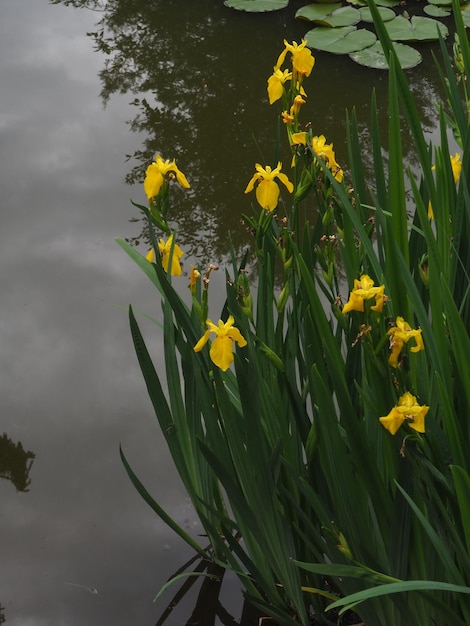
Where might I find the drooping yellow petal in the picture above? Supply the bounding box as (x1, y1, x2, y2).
(276, 171, 294, 193)
(256, 179, 280, 212)
(244, 172, 261, 194)
(342, 291, 365, 314)
(379, 407, 405, 435)
(194, 329, 211, 352)
(210, 336, 235, 371)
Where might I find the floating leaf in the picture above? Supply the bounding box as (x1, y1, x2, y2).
(423, 4, 451, 16)
(427, 0, 452, 5)
(375, 0, 401, 6)
(346, 0, 367, 6)
(462, 5, 470, 26)
(359, 6, 396, 21)
(304, 25, 355, 48)
(349, 41, 422, 69)
(296, 3, 360, 27)
(224, 0, 288, 11)
(305, 26, 376, 53)
(385, 15, 449, 41)
(296, 3, 343, 21)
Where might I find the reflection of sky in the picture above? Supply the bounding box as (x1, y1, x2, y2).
(0, 2, 213, 625)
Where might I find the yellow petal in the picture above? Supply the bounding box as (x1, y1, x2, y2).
(210, 336, 234, 371)
(342, 292, 364, 314)
(194, 330, 211, 353)
(276, 171, 294, 194)
(174, 166, 190, 189)
(144, 164, 164, 199)
(291, 132, 307, 146)
(227, 327, 247, 348)
(256, 179, 280, 211)
(146, 249, 156, 263)
(245, 172, 260, 194)
(379, 408, 405, 435)
(267, 74, 284, 105)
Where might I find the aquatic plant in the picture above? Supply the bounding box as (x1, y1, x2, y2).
(118, 1, 470, 623)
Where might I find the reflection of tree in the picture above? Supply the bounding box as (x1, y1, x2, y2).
(0, 603, 5, 624)
(0, 433, 35, 492)
(51, 0, 447, 261)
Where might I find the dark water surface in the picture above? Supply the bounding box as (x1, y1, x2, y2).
(0, 1, 448, 624)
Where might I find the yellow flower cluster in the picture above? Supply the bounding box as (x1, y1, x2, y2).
(267, 39, 314, 105)
(342, 275, 428, 435)
(342, 274, 385, 314)
(292, 132, 343, 183)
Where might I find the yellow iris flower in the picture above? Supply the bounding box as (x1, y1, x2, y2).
(267, 67, 292, 105)
(342, 274, 385, 314)
(194, 316, 247, 371)
(146, 234, 184, 276)
(244, 162, 294, 212)
(379, 392, 429, 435)
(144, 155, 190, 199)
(388, 317, 424, 368)
(275, 39, 315, 79)
(291, 133, 343, 182)
(428, 153, 462, 219)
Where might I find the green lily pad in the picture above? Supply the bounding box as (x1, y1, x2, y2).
(305, 26, 376, 53)
(424, 4, 451, 16)
(427, 0, 452, 5)
(385, 15, 448, 41)
(346, 0, 367, 6)
(349, 41, 422, 69)
(224, 0, 288, 11)
(296, 4, 360, 26)
(462, 5, 470, 26)
(359, 6, 396, 21)
(375, 0, 401, 6)
(296, 3, 343, 21)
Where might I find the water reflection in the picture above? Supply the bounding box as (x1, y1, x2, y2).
(51, 0, 448, 262)
(0, 433, 35, 492)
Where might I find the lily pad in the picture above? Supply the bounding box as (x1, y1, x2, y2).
(349, 41, 422, 69)
(224, 0, 288, 11)
(427, 0, 452, 5)
(385, 15, 448, 41)
(423, 4, 451, 16)
(375, 0, 401, 6)
(296, 3, 343, 21)
(359, 6, 396, 22)
(462, 5, 470, 26)
(305, 26, 376, 53)
(296, 4, 360, 27)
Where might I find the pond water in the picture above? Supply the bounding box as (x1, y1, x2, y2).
(0, 1, 451, 624)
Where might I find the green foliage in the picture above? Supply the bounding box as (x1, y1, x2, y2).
(119, 3, 470, 624)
